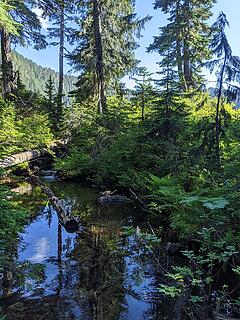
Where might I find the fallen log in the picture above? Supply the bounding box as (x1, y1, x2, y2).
(0, 140, 66, 169)
(0, 149, 44, 169)
(27, 168, 79, 233)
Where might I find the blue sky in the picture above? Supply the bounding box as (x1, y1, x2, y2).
(16, 0, 240, 87)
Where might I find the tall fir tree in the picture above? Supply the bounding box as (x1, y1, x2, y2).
(70, 0, 151, 113)
(148, 0, 216, 91)
(38, 0, 76, 115)
(43, 75, 59, 131)
(132, 67, 154, 122)
(206, 12, 240, 170)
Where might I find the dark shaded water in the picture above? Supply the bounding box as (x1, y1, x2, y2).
(0, 180, 174, 320)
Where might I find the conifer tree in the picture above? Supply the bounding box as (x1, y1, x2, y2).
(43, 75, 59, 131)
(70, 0, 151, 113)
(38, 0, 76, 113)
(44, 75, 55, 103)
(0, 2, 19, 35)
(0, 0, 46, 98)
(148, 0, 216, 91)
(206, 12, 240, 169)
(132, 67, 154, 121)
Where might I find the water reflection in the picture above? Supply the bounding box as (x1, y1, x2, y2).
(0, 181, 174, 320)
(29, 237, 50, 263)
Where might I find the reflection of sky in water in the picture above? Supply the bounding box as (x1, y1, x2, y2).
(125, 252, 154, 320)
(14, 183, 159, 319)
(29, 237, 50, 263)
(19, 208, 59, 262)
(18, 207, 75, 297)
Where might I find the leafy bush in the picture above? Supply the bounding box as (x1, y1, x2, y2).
(0, 99, 53, 157)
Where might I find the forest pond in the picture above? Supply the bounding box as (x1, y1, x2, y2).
(0, 179, 175, 320)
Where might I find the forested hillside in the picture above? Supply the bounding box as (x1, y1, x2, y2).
(12, 51, 77, 95)
(1, 0, 240, 319)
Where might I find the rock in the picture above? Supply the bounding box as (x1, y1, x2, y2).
(98, 194, 131, 205)
(40, 170, 57, 176)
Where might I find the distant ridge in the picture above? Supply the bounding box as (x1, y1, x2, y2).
(12, 51, 77, 96)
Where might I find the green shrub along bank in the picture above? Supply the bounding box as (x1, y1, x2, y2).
(0, 98, 53, 158)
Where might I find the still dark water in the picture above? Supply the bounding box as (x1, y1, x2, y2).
(0, 179, 174, 320)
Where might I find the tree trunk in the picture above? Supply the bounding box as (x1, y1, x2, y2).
(175, 1, 187, 91)
(57, 1, 64, 121)
(215, 55, 227, 171)
(0, 140, 66, 169)
(0, 28, 16, 98)
(141, 74, 145, 121)
(93, 0, 107, 114)
(182, 0, 191, 89)
(183, 38, 191, 89)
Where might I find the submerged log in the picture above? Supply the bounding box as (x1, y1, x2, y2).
(27, 168, 79, 233)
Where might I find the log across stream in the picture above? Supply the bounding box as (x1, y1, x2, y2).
(27, 168, 79, 233)
(0, 140, 66, 169)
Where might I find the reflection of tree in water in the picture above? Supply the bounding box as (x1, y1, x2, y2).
(51, 225, 128, 320)
(78, 227, 126, 320)
(0, 240, 47, 312)
(125, 235, 180, 320)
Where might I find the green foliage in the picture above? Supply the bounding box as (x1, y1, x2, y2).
(149, 0, 216, 90)
(0, 99, 53, 157)
(0, 2, 20, 35)
(146, 171, 240, 239)
(1, 2, 240, 318)
(0, 99, 19, 155)
(158, 228, 240, 318)
(0, 187, 30, 254)
(18, 113, 53, 149)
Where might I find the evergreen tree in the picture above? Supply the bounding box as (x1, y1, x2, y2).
(132, 67, 154, 121)
(148, 0, 216, 91)
(0, 0, 47, 98)
(206, 12, 240, 169)
(43, 75, 59, 131)
(70, 0, 151, 113)
(44, 75, 55, 103)
(155, 50, 180, 118)
(152, 51, 187, 141)
(0, 2, 19, 35)
(38, 0, 76, 114)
